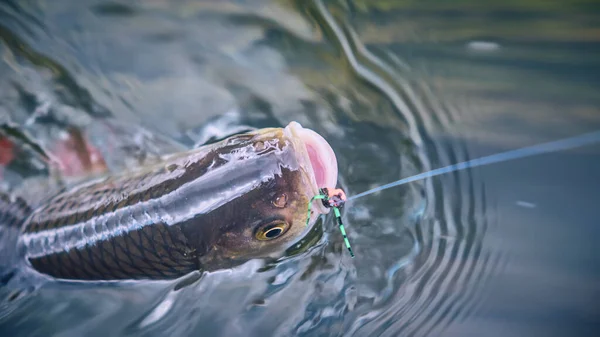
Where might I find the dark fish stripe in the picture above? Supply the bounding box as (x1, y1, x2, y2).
(23, 149, 222, 234)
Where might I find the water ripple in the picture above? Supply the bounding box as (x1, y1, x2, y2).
(0, 1, 577, 336)
(305, 1, 503, 336)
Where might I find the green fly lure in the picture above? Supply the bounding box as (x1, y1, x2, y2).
(306, 188, 354, 258)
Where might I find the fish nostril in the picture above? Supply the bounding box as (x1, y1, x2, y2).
(272, 193, 287, 208)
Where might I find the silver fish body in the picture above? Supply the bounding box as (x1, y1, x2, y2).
(1, 122, 339, 282)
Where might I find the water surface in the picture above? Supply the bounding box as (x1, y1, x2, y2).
(1, 0, 599, 336)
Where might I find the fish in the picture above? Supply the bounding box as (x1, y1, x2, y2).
(0, 122, 339, 283)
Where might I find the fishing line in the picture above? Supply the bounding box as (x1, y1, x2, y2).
(348, 130, 600, 201)
(308, 129, 600, 258)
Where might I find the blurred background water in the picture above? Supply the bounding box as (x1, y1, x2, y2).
(0, 0, 599, 336)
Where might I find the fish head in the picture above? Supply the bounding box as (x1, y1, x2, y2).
(193, 122, 339, 269)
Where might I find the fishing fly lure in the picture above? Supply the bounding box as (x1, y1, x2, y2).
(306, 187, 354, 258)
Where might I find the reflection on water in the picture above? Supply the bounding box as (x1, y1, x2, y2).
(1, 0, 599, 336)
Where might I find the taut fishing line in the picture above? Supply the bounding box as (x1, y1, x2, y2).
(308, 130, 600, 257)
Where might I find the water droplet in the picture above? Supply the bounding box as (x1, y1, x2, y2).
(467, 41, 500, 52)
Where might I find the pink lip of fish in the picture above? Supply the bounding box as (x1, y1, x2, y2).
(284, 121, 340, 214)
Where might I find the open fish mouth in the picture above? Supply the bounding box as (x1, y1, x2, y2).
(284, 122, 338, 214)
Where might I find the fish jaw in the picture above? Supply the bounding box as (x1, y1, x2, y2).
(284, 122, 339, 215)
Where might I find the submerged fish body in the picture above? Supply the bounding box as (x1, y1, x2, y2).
(1, 122, 339, 282)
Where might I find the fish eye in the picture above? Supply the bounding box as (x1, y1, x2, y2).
(255, 222, 289, 241)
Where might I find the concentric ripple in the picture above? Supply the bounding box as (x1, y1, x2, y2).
(301, 1, 505, 336)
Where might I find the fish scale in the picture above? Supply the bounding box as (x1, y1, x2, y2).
(27, 222, 198, 280)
